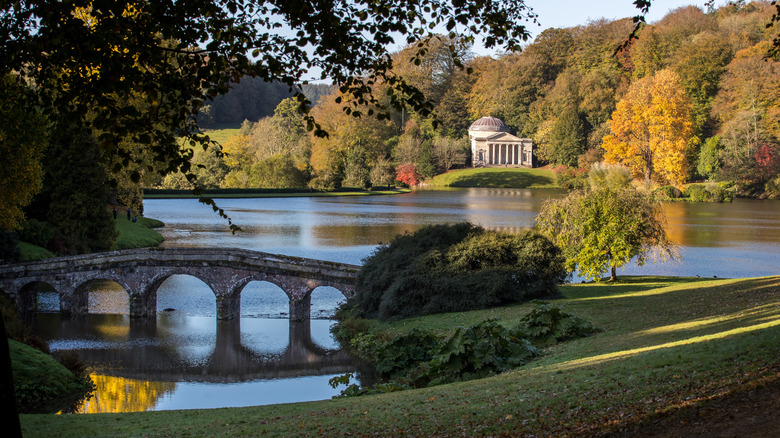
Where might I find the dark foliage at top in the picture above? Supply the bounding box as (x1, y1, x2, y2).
(351, 223, 567, 321)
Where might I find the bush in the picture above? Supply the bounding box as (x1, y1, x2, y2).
(18, 219, 56, 249)
(518, 303, 598, 346)
(0, 230, 21, 264)
(685, 184, 708, 202)
(685, 183, 733, 203)
(654, 185, 682, 200)
(422, 320, 538, 386)
(352, 223, 566, 321)
(766, 175, 780, 199)
(552, 165, 587, 190)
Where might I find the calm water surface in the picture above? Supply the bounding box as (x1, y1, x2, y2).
(145, 188, 780, 277)
(35, 188, 780, 413)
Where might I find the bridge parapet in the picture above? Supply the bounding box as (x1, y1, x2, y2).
(0, 248, 360, 320)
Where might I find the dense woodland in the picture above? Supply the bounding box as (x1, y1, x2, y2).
(166, 2, 780, 197)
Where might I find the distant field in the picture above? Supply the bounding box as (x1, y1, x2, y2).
(202, 128, 240, 146)
(426, 167, 558, 188)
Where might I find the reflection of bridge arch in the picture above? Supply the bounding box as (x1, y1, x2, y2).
(0, 248, 359, 320)
(55, 317, 356, 382)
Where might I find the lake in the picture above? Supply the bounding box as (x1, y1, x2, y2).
(33, 188, 780, 413)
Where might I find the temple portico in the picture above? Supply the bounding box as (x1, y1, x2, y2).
(468, 116, 533, 167)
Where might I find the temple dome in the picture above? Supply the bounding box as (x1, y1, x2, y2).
(468, 116, 510, 133)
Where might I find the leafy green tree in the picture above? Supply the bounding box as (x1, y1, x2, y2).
(432, 136, 468, 171)
(0, 75, 47, 232)
(536, 178, 676, 282)
(370, 157, 396, 188)
(249, 154, 307, 188)
(697, 136, 722, 180)
(417, 140, 437, 178)
(191, 146, 229, 189)
(343, 149, 371, 189)
(539, 106, 588, 167)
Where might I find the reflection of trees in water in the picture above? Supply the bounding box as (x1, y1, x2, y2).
(78, 374, 176, 413)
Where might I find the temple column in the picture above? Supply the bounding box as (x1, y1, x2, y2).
(508, 144, 513, 165)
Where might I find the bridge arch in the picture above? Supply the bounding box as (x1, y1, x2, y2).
(75, 279, 132, 315)
(153, 273, 219, 317)
(239, 280, 290, 318)
(309, 286, 348, 319)
(16, 280, 59, 314)
(0, 247, 359, 320)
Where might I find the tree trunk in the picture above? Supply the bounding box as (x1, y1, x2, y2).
(609, 265, 617, 282)
(0, 317, 22, 438)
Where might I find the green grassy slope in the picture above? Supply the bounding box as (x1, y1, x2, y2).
(10, 340, 91, 414)
(20, 276, 780, 436)
(426, 167, 558, 188)
(112, 217, 165, 250)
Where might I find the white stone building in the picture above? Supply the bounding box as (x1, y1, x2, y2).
(468, 116, 533, 167)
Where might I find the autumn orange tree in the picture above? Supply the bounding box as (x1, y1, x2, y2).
(602, 69, 695, 187)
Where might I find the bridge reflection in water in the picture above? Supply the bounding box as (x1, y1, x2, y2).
(34, 314, 361, 413)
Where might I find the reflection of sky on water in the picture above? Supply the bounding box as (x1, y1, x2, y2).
(156, 314, 216, 366)
(239, 318, 289, 356)
(151, 374, 349, 411)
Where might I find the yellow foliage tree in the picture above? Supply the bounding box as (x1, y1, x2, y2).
(602, 69, 695, 187)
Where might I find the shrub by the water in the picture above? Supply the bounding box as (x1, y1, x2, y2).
(351, 223, 567, 321)
(684, 182, 734, 203)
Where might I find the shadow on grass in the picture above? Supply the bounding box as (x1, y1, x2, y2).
(448, 171, 553, 188)
(560, 276, 704, 300)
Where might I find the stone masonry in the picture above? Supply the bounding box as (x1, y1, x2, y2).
(0, 248, 359, 321)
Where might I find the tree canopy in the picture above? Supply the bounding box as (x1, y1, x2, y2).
(536, 164, 677, 282)
(602, 69, 695, 186)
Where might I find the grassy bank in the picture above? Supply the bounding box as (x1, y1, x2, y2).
(16, 217, 165, 261)
(112, 216, 165, 250)
(16, 241, 55, 261)
(144, 187, 411, 199)
(9, 340, 93, 414)
(20, 275, 779, 436)
(425, 167, 558, 188)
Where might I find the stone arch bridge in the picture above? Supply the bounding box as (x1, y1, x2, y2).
(0, 248, 359, 320)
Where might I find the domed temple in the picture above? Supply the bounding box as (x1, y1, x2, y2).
(468, 117, 533, 167)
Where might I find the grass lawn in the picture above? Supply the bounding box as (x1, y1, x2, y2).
(112, 217, 165, 250)
(17, 241, 55, 261)
(15, 217, 165, 262)
(20, 275, 780, 436)
(426, 167, 558, 188)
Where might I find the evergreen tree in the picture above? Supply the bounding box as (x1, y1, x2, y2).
(31, 127, 116, 255)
